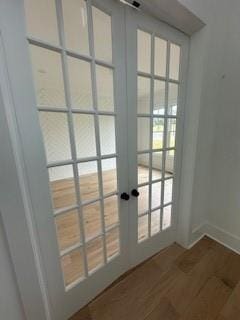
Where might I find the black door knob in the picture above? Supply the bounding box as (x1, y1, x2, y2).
(120, 192, 130, 201)
(131, 189, 139, 197)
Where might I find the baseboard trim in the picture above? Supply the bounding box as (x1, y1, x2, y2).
(189, 222, 240, 255)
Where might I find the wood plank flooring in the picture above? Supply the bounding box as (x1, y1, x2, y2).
(51, 166, 172, 285)
(70, 237, 240, 320)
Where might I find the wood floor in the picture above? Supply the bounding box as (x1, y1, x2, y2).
(51, 166, 173, 285)
(70, 236, 240, 320)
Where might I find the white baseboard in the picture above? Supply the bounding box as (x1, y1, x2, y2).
(188, 223, 206, 249)
(189, 222, 240, 255)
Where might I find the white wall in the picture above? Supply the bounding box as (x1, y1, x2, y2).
(181, 0, 224, 231)
(179, 0, 240, 248)
(208, 0, 240, 240)
(174, 0, 214, 237)
(0, 215, 25, 320)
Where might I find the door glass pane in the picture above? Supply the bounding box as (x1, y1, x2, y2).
(138, 76, 151, 114)
(151, 209, 160, 236)
(55, 210, 81, 251)
(164, 178, 173, 204)
(106, 227, 120, 260)
(138, 214, 149, 242)
(24, 0, 59, 44)
(138, 117, 150, 151)
(152, 118, 164, 150)
(104, 196, 119, 230)
(49, 165, 77, 211)
(166, 118, 176, 149)
(154, 80, 165, 115)
(73, 114, 97, 158)
(96, 65, 114, 112)
(154, 37, 167, 77)
(151, 182, 161, 209)
(30, 45, 66, 108)
(102, 158, 117, 195)
(68, 57, 93, 110)
(39, 112, 71, 163)
(169, 43, 180, 80)
(152, 152, 163, 181)
(138, 153, 149, 184)
(83, 201, 102, 241)
(138, 185, 149, 214)
(168, 83, 178, 116)
(62, 0, 89, 55)
(86, 237, 104, 273)
(92, 7, 112, 63)
(165, 150, 175, 176)
(78, 161, 99, 203)
(138, 30, 151, 73)
(99, 116, 116, 155)
(61, 249, 84, 286)
(162, 205, 172, 230)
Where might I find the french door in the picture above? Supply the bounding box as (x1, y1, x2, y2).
(127, 8, 189, 266)
(0, 0, 188, 319)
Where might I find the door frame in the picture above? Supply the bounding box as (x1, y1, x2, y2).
(0, 1, 194, 320)
(0, 26, 51, 320)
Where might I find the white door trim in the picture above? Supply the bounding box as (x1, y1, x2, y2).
(0, 1, 68, 318)
(0, 29, 51, 320)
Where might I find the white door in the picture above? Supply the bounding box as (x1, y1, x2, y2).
(126, 8, 189, 266)
(1, 0, 129, 319)
(0, 0, 188, 319)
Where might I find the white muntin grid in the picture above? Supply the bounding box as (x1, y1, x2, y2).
(27, 0, 120, 289)
(137, 28, 180, 242)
